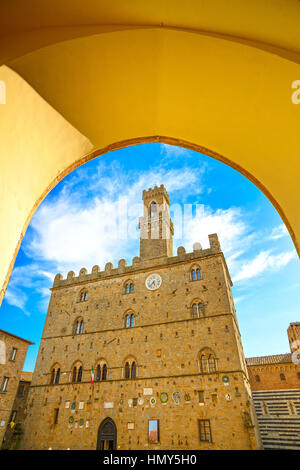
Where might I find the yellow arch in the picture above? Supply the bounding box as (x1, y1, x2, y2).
(0, 3, 300, 306)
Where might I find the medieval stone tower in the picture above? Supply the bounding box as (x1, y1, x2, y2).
(139, 185, 174, 260)
(287, 322, 300, 355)
(20, 185, 262, 450)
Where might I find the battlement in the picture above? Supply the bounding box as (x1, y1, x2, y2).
(142, 184, 170, 205)
(52, 233, 224, 288)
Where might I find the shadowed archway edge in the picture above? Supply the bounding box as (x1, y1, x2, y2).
(1, 135, 298, 306)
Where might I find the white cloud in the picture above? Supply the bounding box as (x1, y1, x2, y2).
(232, 250, 296, 283)
(4, 288, 29, 315)
(160, 143, 189, 160)
(4, 264, 53, 315)
(179, 205, 249, 255)
(24, 164, 208, 276)
(269, 224, 289, 240)
(233, 295, 248, 305)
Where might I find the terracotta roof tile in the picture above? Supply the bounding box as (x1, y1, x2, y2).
(246, 353, 292, 366)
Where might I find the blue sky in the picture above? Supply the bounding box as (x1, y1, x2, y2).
(0, 143, 299, 371)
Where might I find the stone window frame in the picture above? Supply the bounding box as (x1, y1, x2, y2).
(73, 317, 84, 335)
(123, 356, 138, 380)
(198, 348, 218, 374)
(94, 358, 108, 381)
(190, 299, 205, 318)
(124, 279, 134, 294)
(190, 264, 202, 282)
(50, 363, 61, 385)
(9, 347, 17, 361)
(71, 361, 84, 383)
(79, 288, 88, 302)
(149, 200, 159, 218)
(0, 376, 9, 392)
(124, 310, 135, 328)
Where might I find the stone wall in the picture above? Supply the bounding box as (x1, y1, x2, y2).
(20, 243, 261, 450)
(0, 330, 33, 448)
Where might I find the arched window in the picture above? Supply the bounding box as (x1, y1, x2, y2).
(255, 375, 260, 382)
(125, 362, 130, 379)
(77, 366, 83, 382)
(102, 364, 107, 381)
(191, 301, 205, 318)
(191, 266, 201, 281)
(280, 373, 286, 381)
(125, 312, 135, 328)
(124, 358, 137, 380)
(125, 281, 134, 294)
(72, 366, 77, 383)
(150, 201, 158, 217)
(50, 368, 55, 385)
(96, 365, 101, 382)
(199, 349, 217, 374)
(55, 368, 60, 384)
(80, 290, 87, 302)
(74, 317, 84, 335)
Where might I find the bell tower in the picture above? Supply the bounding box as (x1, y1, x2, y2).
(139, 185, 174, 260)
(287, 322, 300, 353)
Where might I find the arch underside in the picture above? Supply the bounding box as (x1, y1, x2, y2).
(0, 2, 300, 305)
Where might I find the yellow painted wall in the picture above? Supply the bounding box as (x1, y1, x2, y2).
(0, 3, 299, 305)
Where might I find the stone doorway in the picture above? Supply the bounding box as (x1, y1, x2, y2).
(97, 418, 117, 450)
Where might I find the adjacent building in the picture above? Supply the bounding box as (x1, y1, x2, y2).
(0, 329, 34, 448)
(20, 185, 262, 450)
(246, 323, 300, 449)
(1, 371, 33, 449)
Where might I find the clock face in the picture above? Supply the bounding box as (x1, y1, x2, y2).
(145, 273, 162, 291)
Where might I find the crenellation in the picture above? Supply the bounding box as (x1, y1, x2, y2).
(142, 184, 170, 205)
(118, 259, 127, 273)
(208, 233, 221, 252)
(79, 267, 87, 277)
(104, 262, 113, 274)
(51, 238, 222, 289)
(91, 265, 100, 274)
(67, 271, 75, 281)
